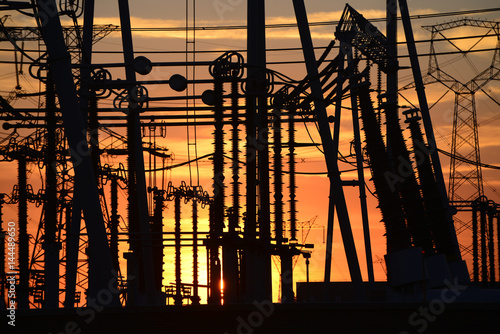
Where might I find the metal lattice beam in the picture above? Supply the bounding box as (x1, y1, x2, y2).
(335, 4, 397, 73)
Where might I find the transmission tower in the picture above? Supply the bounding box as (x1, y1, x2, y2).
(423, 19, 500, 280)
(0, 14, 118, 102)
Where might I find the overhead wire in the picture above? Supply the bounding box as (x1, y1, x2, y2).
(2, 32, 496, 55)
(1, 47, 498, 66)
(5, 4, 500, 188)
(438, 148, 500, 170)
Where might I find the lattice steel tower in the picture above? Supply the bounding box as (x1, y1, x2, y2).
(423, 19, 500, 269)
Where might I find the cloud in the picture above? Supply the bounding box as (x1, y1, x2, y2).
(4, 7, 447, 45)
(86, 8, 441, 42)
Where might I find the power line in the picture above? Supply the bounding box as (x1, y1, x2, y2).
(0, 33, 485, 53)
(1, 24, 497, 56)
(264, 47, 499, 66)
(438, 148, 500, 170)
(60, 33, 500, 54)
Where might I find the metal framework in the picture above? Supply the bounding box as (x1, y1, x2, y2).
(0, 0, 497, 318)
(424, 19, 500, 204)
(336, 4, 397, 73)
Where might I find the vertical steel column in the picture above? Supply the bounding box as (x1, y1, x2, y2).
(125, 110, 139, 304)
(222, 214, 239, 303)
(243, 92, 256, 300)
(306, 256, 310, 283)
(480, 201, 487, 283)
(123, 250, 138, 306)
(242, 93, 256, 301)
(381, 2, 434, 253)
(224, 77, 241, 303)
(487, 202, 495, 283)
(273, 107, 283, 246)
(208, 203, 221, 304)
(350, 79, 375, 284)
(222, 77, 240, 303)
(472, 203, 479, 282)
(324, 50, 345, 284)
(246, 0, 271, 302)
(386, 0, 398, 104)
(385, 0, 398, 166)
(81, 1, 99, 267)
(35, 0, 117, 306)
(64, 187, 81, 308)
(44, 76, 59, 308)
(192, 196, 200, 305)
(357, 83, 411, 253)
(18, 154, 28, 309)
(231, 79, 240, 229)
(125, 33, 139, 305)
(123, 1, 139, 303)
(404, 109, 457, 259)
(497, 209, 500, 283)
(211, 75, 224, 304)
(118, 0, 156, 305)
(293, 0, 364, 298)
(151, 189, 164, 291)
(384, 99, 433, 253)
(110, 177, 120, 273)
(64, 0, 94, 309)
(288, 107, 297, 242)
(79, 0, 94, 125)
(399, 0, 462, 262)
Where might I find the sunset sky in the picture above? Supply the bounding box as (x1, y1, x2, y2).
(1, 0, 500, 304)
